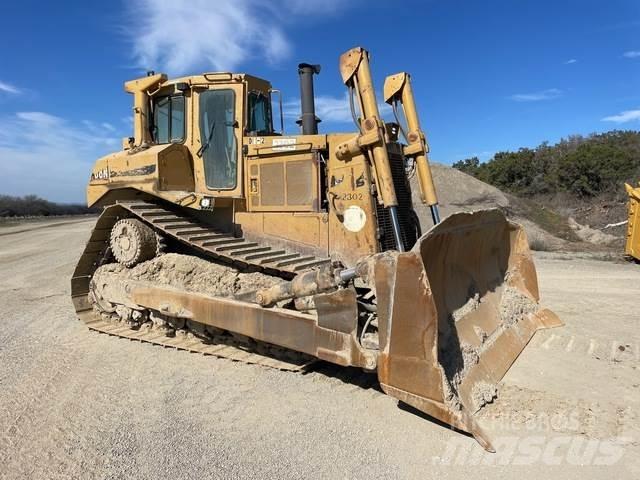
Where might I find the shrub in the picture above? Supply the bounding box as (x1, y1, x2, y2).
(453, 130, 640, 198)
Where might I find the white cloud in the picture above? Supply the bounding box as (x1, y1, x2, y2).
(102, 122, 116, 132)
(82, 119, 117, 135)
(313, 96, 356, 124)
(508, 88, 563, 102)
(15, 112, 60, 125)
(0, 80, 20, 95)
(126, 0, 350, 74)
(564, 59, 577, 64)
(601, 109, 640, 123)
(284, 93, 353, 124)
(0, 112, 120, 202)
(623, 50, 640, 58)
(284, 91, 394, 128)
(283, 0, 348, 14)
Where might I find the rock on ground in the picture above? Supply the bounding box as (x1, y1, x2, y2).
(567, 217, 618, 245)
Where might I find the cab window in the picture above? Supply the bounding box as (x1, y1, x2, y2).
(152, 95, 185, 144)
(199, 89, 237, 189)
(247, 91, 273, 135)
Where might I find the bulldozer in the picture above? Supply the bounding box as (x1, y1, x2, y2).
(71, 46, 561, 451)
(625, 182, 640, 261)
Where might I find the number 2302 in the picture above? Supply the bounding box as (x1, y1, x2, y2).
(339, 193, 363, 201)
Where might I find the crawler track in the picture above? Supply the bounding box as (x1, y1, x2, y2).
(122, 201, 331, 274)
(81, 308, 315, 371)
(71, 200, 331, 370)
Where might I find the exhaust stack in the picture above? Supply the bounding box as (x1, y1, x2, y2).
(297, 63, 321, 135)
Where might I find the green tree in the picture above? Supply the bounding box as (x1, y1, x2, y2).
(451, 130, 640, 198)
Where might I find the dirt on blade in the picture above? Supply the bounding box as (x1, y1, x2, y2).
(1, 218, 639, 479)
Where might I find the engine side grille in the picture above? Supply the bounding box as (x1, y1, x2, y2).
(375, 147, 417, 251)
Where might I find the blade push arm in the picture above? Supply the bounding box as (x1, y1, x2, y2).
(384, 72, 441, 225)
(337, 47, 405, 251)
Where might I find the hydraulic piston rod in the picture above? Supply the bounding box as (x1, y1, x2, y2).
(384, 72, 441, 225)
(338, 47, 405, 250)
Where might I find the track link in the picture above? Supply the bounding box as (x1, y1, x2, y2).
(123, 201, 331, 274)
(70, 200, 331, 371)
(81, 310, 315, 371)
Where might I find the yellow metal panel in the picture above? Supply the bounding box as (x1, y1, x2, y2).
(246, 151, 319, 212)
(626, 183, 640, 260)
(234, 211, 329, 257)
(244, 134, 327, 157)
(157, 147, 195, 191)
(286, 160, 313, 205)
(327, 134, 379, 267)
(260, 163, 285, 206)
(263, 214, 322, 247)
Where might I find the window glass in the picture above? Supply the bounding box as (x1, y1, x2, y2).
(170, 96, 185, 142)
(199, 89, 237, 189)
(152, 95, 185, 144)
(247, 92, 273, 135)
(153, 97, 170, 144)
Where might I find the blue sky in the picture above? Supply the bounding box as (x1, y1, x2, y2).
(1, 0, 639, 202)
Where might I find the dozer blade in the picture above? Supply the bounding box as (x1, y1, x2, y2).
(371, 209, 562, 451)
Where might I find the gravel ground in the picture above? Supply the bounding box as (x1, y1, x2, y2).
(0, 218, 638, 479)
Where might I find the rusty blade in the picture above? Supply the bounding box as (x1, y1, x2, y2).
(375, 209, 562, 451)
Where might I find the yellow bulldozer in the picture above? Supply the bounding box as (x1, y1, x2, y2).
(625, 182, 640, 261)
(71, 47, 561, 451)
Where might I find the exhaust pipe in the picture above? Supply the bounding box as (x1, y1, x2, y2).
(297, 63, 321, 135)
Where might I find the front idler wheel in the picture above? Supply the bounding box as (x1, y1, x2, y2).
(110, 218, 159, 267)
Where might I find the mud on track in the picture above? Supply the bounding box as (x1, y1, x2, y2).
(0, 218, 638, 479)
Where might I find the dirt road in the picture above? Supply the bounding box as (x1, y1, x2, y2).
(0, 219, 638, 479)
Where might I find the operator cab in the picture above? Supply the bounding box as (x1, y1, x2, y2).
(142, 73, 278, 196)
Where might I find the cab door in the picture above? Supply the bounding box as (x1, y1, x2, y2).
(194, 84, 244, 198)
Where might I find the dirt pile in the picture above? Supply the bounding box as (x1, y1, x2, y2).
(95, 253, 280, 297)
(417, 163, 510, 218)
(411, 163, 616, 252)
